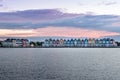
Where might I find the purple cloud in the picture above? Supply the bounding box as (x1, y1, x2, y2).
(0, 9, 120, 33)
(0, 9, 79, 22)
(0, 4, 3, 7)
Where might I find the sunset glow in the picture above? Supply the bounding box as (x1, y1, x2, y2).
(0, 27, 119, 38)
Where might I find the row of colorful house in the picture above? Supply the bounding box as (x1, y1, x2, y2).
(1, 38, 29, 47)
(43, 38, 117, 47)
(0, 38, 118, 47)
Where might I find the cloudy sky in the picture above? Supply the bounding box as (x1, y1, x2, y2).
(0, 0, 120, 41)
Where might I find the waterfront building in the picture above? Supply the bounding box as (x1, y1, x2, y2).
(49, 39, 52, 47)
(2, 38, 29, 47)
(67, 40, 70, 47)
(110, 39, 117, 47)
(84, 39, 88, 47)
(88, 38, 92, 47)
(2, 39, 13, 47)
(21, 39, 29, 47)
(42, 38, 117, 47)
(92, 38, 96, 47)
(1, 38, 117, 48)
(106, 38, 110, 47)
(77, 39, 81, 47)
(64, 39, 67, 47)
(70, 39, 74, 47)
(74, 39, 77, 47)
(99, 39, 102, 46)
(44, 39, 49, 47)
(60, 39, 64, 47)
(95, 39, 99, 47)
(102, 38, 105, 46)
(81, 39, 84, 47)
(52, 39, 55, 47)
(54, 39, 57, 47)
(56, 39, 59, 47)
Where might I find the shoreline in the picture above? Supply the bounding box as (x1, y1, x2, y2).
(0, 46, 120, 48)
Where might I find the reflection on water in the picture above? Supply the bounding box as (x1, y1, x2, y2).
(0, 48, 120, 80)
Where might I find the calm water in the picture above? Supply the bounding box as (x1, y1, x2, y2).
(0, 48, 120, 80)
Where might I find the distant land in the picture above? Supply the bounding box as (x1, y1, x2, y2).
(0, 37, 120, 48)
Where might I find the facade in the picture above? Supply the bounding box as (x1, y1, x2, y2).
(43, 38, 117, 47)
(2, 38, 29, 47)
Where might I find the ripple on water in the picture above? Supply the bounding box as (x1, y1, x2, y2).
(0, 48, 120, 80)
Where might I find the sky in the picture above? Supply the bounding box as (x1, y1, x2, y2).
(1, 0, 120, 15)
(0, 0, 120, 41)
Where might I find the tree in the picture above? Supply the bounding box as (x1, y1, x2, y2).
(0, 41, 3, 47)
(118, 42, 120, 46)
(30, 41, 43, 47)
(36, 42, 41, 47)
(115, 42, 120, 46)
(36, 42, 43, 47)
(30, 41, 36, 47)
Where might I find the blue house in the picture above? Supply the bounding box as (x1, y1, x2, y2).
(42, 38, 117, 47)
(95, 39, 99, 46)
(63, 39, 67, 47)
(70, 39, 74, 47)
(77, 39, 81, 47)
(74, 39, 77, 47)
(84, 39, 88, 47)
(66, 40, 70, 47)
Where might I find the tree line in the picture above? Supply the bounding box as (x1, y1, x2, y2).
(0, 41, 120, 47)
(30, 41, 44, 47)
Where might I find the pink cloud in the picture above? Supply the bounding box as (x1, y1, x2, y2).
(0, 29, 34, 37)
(0, 27, 119, 38)
(33, 27, 120, 38)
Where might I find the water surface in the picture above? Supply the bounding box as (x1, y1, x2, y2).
(0, 48, 120, 80)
